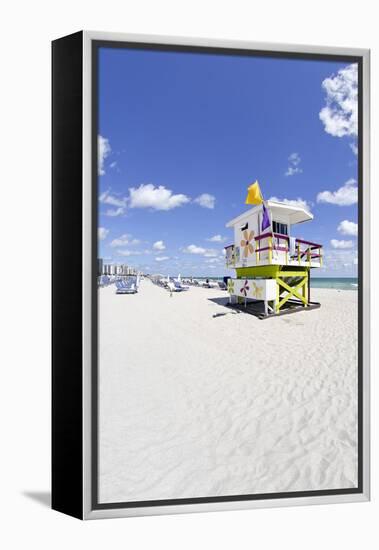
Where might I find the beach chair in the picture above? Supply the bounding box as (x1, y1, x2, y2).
(175, 280, 189, 291)
(167, 281, 183, 293)
(115, 279, 137, 294)
(125, 278, 137, 293)
(208, 281, 219, 288)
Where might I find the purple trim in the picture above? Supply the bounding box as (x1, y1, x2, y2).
(255, 232, 272, 241)
(226, 234, 322, 250)
(256, 246, 289, 253)
(256, 232, 290, 242)
(290, 253, 322, 259)
(274, 232, 290, 240)
(296, 238, 323, 248)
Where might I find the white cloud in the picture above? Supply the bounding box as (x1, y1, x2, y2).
(183, 244, 206, 254)
(105, 207, 124, 217)
(330, 239, 354, 249)
(182, 244, 219, 257)
(155, 256, 169, 262)
(285, 167, 302, 177)
(129, 183, 190, 210)
(194, 193, 216, 209)
(206, 234, 225, 242)
(100, 190, 127, 217)
(269, 196, 310, 212)
(203, 249, 218, 257)
(110, 234, 140, 247)
(205, 257, 222, 264)
(285, 152, 303, 176)
(338, 219, 358, 237)
(319, 63, 358, 137)
(350, 142, 358, 156)
(322, 248, 357, 272)
(116, 249, 143, 257)
(99, 190, 126, 208)
(317, 178, 357, 206)
(289, 152, 300, 164)
(153, 240, 166, 251)
(98, 227, 109, 240)
(98, 135, 111, 175)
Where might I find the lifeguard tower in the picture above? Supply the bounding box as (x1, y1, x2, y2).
(225, 188, 323, 318)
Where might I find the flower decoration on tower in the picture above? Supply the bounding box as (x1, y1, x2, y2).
(240, 230, 255, 257)
(227, 279, 235, 294)
(240, 279, 250, 297)
(252, 281, 263, 299)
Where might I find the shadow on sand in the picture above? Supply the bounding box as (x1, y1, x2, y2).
(208, 296, 242, 318)
(23, 491, 51, 508)
(207, 296, 230, 307)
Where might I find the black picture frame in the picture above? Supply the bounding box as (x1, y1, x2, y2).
(52, 31, 370, 520)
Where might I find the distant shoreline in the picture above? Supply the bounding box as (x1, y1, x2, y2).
(173, 276, 358, 291)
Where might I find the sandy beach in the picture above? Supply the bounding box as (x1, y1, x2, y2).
(98, 279, 358, 503)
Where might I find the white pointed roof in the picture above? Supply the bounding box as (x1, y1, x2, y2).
(226, 200, 313, 228)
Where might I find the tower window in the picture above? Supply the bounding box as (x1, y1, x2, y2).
(273, 221, 288, 235)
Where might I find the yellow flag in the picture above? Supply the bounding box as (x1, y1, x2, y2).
(245, 181, 263, 205)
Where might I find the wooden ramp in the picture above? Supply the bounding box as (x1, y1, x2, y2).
(226, 299, 320, 320)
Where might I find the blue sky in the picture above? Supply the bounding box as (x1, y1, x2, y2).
(97, 47, 358, 277)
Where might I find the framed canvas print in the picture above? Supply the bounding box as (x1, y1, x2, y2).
(52, 31, 370, 519)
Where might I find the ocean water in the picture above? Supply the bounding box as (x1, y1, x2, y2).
(193, 276, 358, 290)
(310, 277, 358, 290)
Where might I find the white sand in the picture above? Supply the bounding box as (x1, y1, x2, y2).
(98, 280, 358, 503)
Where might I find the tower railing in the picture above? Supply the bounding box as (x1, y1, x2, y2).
(225, 232, 323, 268)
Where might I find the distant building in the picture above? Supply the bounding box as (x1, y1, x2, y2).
(101, 263, 137, 276)
(103, 264, 115, 275)
(98, 258, 103, 276)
